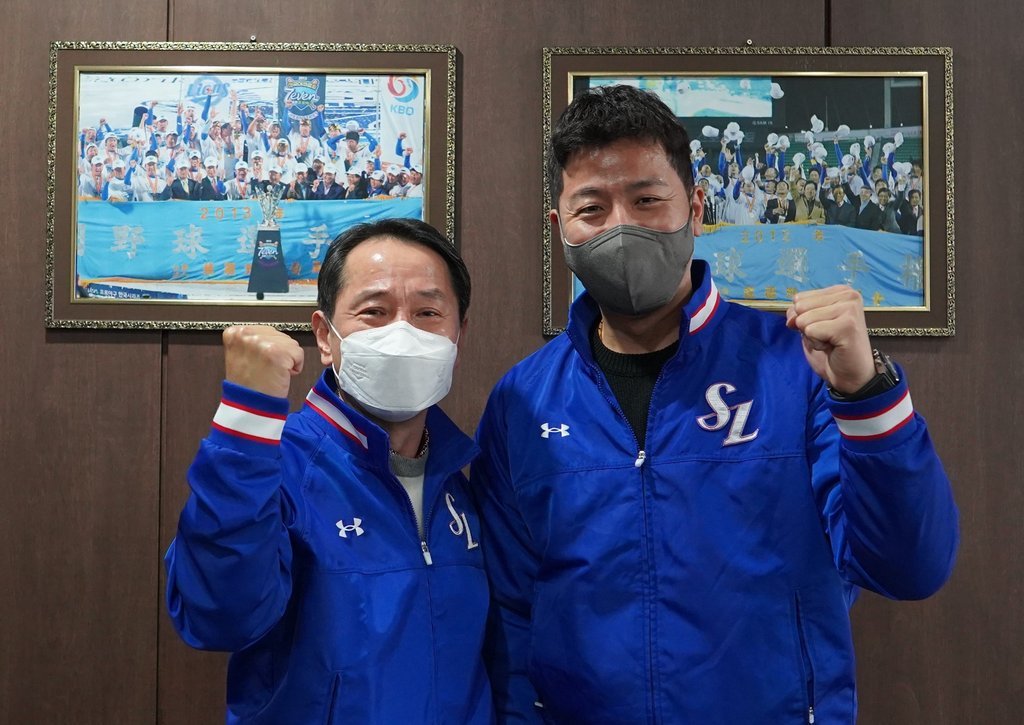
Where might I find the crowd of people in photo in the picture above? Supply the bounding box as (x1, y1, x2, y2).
(77, 90, 425, 203)
(691, 118, 925, 236)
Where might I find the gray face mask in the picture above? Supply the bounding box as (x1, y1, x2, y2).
(562, 219, 695, 316)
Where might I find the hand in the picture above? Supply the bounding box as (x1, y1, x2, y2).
(223, 325, 304, 398)
(177, 103, 184, 113)
(785, 286, 876, 394)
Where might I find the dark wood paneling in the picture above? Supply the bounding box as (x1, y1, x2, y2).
(0, 2, 168, 724)
(157, 333, 321, 723)
(830, 1, 1024, 722)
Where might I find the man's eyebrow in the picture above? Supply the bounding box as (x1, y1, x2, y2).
(349, 287, 449, 306)
(349, 289, 389, 307)
(566, 177, 672, 204)
(414, 287, 449, 302)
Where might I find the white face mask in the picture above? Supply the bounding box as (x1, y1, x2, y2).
(325, 318, 458, 423)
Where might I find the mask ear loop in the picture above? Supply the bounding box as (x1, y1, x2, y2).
(323, 317, 346, 394)
(554, 210, 574, 247)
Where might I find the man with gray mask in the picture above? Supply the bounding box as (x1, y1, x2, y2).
(473, 84, 958, 724)
(165, 218, 492, 724)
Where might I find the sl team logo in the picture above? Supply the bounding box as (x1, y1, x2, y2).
(696, 382, 759, 446)
(445, 492, 479, 550)
(387, 76, 420, 103)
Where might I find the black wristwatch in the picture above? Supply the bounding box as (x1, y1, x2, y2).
(828, 349, 900, 402)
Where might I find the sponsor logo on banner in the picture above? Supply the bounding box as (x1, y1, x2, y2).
(281, 76, 325, 121)
(387, 76, 419, 103)
(185, 75, 228, 106)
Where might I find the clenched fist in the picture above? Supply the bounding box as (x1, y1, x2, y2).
(785, 286, 876, 395)
(223, 325, 304, 398)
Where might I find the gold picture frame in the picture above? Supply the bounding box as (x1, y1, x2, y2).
(542, 46, 954, 337)
(47, 41, 457, 330)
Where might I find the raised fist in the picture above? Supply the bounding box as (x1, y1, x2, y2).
(222, 325, 304, 398)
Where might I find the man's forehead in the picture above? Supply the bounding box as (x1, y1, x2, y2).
(343, 239, 450, 289)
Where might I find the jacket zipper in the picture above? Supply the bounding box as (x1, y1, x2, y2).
(388, 458, 448, 567)
(637, 360, 673, 723)
(795, 593, 816, 724)
(587, 353, 664, 722)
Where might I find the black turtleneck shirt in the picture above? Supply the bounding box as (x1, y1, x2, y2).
(589, 323, 679, 450)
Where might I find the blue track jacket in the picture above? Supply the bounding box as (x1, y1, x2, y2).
(166, 371, 493, 724)
(473, 260, 958, 724)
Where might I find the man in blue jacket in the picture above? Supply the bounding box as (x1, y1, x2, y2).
(473, 85, 958, 724)
(165, 218, 492, 723)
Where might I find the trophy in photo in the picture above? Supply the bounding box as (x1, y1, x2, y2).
(247, 184, 290, 298)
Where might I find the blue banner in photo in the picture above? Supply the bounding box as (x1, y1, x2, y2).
(279, 74, 328, 125)
(572, 224, 925, 309)
(76, 198, 423, 283)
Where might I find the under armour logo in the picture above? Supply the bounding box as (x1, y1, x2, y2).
(445, 492, 479, 550)
(696, 383, 759, 446)
(336, 518, 365, 538)
(540, 423, 570, 438)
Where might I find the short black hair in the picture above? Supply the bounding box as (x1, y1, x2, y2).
(547, 84, 694, 206)
(317, 218, 470, 322)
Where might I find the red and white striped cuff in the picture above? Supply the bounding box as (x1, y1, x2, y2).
(211, 398, 287, 444)
(832, 389, 915, 441)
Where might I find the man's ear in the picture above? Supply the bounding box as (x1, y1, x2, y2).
(549, 209, 562, 242)
(690, 185, 705, 237)
(311, 310, 335, 367)
(453, 317, 468, 371)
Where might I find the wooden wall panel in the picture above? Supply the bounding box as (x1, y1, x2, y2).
(157, 334, 321, 723)
(831, 3, 1024, 722)
(0, 1, 168, 724)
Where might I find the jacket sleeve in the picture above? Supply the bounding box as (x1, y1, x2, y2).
(164, 381, 307, 651)
(807, 370, 959, 600)
(472, 381, 544, 723)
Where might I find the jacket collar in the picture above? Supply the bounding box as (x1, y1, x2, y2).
(301, 369, 478, 475)
(566, 258, 726, 360)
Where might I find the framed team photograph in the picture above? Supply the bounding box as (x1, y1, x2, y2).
(47, 41, 456, 330)
(542, 47, 955, 336)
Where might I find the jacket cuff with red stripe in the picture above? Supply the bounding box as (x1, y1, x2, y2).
(208, 381, 290, 454)
(827, 367, 917, 453)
